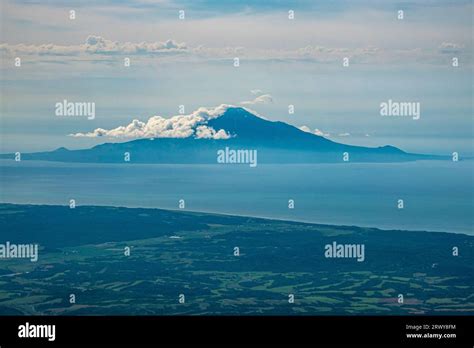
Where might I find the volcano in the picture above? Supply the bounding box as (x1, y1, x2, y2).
(1, 106, 441, 163)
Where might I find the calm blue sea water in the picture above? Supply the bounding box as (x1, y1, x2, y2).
(0, 159, 472, 234)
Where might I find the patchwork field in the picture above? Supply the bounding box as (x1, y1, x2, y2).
(0, 204, 472, 315)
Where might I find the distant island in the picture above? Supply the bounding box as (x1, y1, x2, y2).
(0, 203, 472, 315)
(0, 106, 444, 164)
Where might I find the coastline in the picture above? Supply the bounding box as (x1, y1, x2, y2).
(0, 201, 470, 237)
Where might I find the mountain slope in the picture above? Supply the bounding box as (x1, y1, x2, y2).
(1, 106, 440, 163)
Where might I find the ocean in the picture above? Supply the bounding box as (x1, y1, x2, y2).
(0, 159, 472, 234)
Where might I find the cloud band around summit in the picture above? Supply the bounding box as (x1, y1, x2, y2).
(70, 104, 234, 140)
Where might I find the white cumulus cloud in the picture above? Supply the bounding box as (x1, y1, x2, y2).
(1, 36, 470, 68)
(299, 126, 330, 137)
(70, 104, 233, 139)
(241, 94, 273, 105)
(438, 42, 464, 54)
(84, 35, 187, 55)
(0, 35, 187, 56)
(250, 89, 264, 96)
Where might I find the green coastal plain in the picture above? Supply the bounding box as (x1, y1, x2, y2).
(0, 203, 472, 315)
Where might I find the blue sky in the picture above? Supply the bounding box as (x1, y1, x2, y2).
(1, 0, 472, 155)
